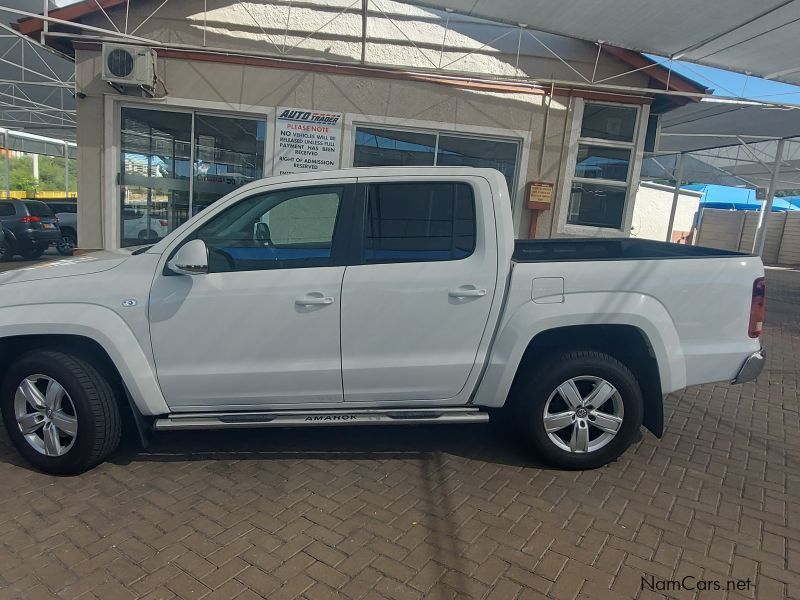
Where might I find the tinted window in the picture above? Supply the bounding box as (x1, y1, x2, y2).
(23, 202, 53, 217)
(353, 128, 436, 167)
(580, 104, 637, 142)
(0, 203, 14, 217)
(193, 186, 343, 273)
(364, 182, 475, 263)
(567, 182, 627, 229)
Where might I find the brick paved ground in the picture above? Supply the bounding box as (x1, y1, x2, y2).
(0, 268, 798, 600)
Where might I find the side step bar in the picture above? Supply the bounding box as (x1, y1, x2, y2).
(154, 407, 489, 431)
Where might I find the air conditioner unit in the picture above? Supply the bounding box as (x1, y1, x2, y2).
(102, 44, 156, 88)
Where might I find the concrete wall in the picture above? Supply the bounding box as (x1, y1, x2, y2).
(630, 182, 701, 243)
(695, 208, 800, 266)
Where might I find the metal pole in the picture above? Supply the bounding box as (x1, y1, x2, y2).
(63, 141, 69, 198)
(665, 152, 684, 243)
(753, 138, 786, 256)
(3, 131, 9, 199)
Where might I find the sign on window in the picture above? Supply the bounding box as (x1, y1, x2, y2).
(274, 107, 342, 175)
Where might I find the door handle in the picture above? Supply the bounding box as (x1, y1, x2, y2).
(448, 287, 487, 298)
(295, 294, 335, 306)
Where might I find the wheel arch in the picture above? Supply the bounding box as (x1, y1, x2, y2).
(508, 324, 664, 437)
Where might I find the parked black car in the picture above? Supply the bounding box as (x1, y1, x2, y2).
(0, 200, 62, 261)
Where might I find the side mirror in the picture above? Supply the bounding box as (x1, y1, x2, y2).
(167, 239, 208, 275)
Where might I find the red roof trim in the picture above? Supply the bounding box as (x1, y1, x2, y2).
(16, 0, 128, 35)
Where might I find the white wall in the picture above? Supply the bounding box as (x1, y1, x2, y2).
(631, 182, 701, 243)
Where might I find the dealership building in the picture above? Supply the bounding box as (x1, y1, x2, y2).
(15, 0, 704, 250)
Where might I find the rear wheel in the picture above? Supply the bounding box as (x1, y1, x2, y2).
(1, 350, 122, 474)
(512, 350, 643, 470)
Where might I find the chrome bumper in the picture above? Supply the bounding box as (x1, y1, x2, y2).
(732, 349, 765, 384)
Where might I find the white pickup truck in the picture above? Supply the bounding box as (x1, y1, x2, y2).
(0, 168, 765, 474)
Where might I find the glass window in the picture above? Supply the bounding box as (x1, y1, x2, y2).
(193, 185, 343, 273)
(567, 182, 627, 229)
(580, 104, 637, 142)
(363, 182, 475, 263)
(193, 114, 265, 215)
(436, 135, 518, 199)
(0, 203, 14, 217)
(354, 127, 519, 201)
(575, 145, 631, 182)
(120, 108, 191, 246)
(23, 201, 53, 217)
(566, 103, 639, 230)
(119, 107, 267, 248)
(354, 128, 436, 167)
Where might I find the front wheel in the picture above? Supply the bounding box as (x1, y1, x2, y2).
(512, 350, 643, 470)
(1, 350, 122, 474)
(57, 230, 76, 256)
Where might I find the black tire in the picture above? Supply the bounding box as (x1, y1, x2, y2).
(0, 239, 11, 262)
(20, 246, 44, 260)
(512, 350, 643, 470)
(57, 229, 76, 256)
(138, 229, 158, 242)
(1, 350, 122, 474)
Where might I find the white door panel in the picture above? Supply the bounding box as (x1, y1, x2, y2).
(150, 267, 345, 408)
(341, 176, 499, 403)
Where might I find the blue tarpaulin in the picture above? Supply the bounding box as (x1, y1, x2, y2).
(683, 184, 800, 212)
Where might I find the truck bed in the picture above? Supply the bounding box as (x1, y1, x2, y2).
(513, 238, 744, 262)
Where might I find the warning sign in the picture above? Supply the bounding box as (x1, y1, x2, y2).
(274, 107, 343, 175)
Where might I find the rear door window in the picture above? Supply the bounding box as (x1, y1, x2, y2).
(24, 202, 54, 217)
(362, 182, 475, 263)
(0, 203, 14, 217)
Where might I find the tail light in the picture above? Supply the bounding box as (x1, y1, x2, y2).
(159, 219, 168, 227)
(749, 277, 766, 338)
(20, 215, 41, 223)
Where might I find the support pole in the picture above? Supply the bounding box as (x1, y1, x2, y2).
(360, 0, 368, 64)
(665, 152, 684, 243)
(3, 132, 9, 199)
(63, 141, 69, 198)
(752, 138, 785, 256)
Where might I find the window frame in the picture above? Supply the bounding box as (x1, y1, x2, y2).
(557, 99, 649, 236)
(164, 182, 358, 275)
(346, 180, 478, 266)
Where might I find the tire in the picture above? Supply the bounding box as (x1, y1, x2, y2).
(57, 229, 76, 256)
(512, 350, 643, 470)
(138, 229, 158, 242)
(1, 350, 122, 475)
(0, 239, 11, 262)
(20, 246, 44, 260)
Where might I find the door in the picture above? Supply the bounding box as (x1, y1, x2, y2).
(340, 178, 499, 403)
(149, 182, 354, 409)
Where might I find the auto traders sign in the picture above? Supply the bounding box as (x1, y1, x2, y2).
(274, 107, 343, 175)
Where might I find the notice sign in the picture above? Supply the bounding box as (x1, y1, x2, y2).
(526, 181, 554, 210)
(274, 107, 342, 175)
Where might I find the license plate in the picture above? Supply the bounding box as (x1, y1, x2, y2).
(43, 223, 54, 229)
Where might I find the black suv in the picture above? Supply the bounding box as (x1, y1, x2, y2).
(0, 200, 61, 261)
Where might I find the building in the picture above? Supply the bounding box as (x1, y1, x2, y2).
(15, 0, 705, 250)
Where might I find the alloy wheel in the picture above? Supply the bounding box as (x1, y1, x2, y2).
(14, 374, 78, 456)
(542, 375, 624, 454)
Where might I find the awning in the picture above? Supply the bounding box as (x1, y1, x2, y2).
(643, 99, 800, 190)
(408, 1, 800, 85)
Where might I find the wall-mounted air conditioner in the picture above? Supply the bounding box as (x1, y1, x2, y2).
(102, 44, 156, 88)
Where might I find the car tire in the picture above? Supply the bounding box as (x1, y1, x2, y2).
(57, 229, 76, 256)
(1, 350, 122, 475)
(512, 350, 643, 470)
(138, 229, 158, 242)
(20, 247, 44, 260)
(0, 240, 11, 262)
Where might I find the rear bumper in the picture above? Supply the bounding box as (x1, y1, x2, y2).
(16, 228, 61, 248)
(732, 348, 765, 384)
